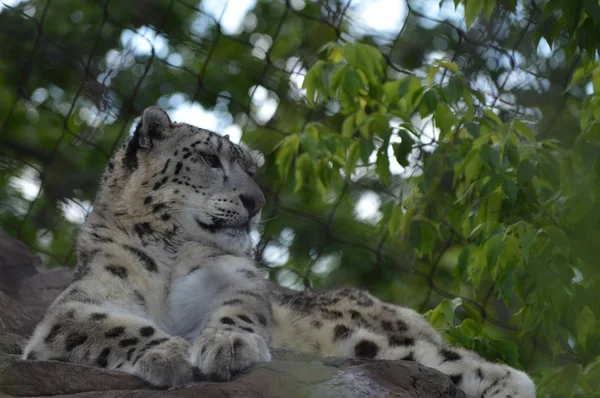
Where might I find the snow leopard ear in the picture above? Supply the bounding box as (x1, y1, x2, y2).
(136, 106, 172, 149)
(124, 107, 173, 170)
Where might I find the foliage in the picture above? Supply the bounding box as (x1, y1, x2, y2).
(1, 0, 600, 396)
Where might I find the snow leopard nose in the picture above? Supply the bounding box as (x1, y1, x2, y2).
(239, 193, 265, 218)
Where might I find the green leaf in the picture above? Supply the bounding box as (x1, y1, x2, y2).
(577, 306, 596, 348)
(397, 76, 414, 99)
(461, 301, 483, 326)
(392, 129, 414, 167)
(426, 65, 440, 85)
(584, 0, 600, 23)
(517, 159, 536, 183)
(342, 114, 356, 138)
(593, 66, 600, 94)
(342, 44, 360, 67)
(564, 196, 594, 225)
(425, 299, 456, 329)
(485, 188, 503, 226)
(465, 0, 484, 28)
(342, 68, 363, 105)
(520, 229, 538, 259)
(465, 122, 480, 138)
(579, 359, 600, 394)
(463, 86, 474, 116)
(376, 148, 391, 186)
(345, 141, 360, 176)
(275, 135, 300, 179)
(370, 115, 391, 140)
(356, 43, 384, 84)
(355, 115, 371, 138)
(480, 144, 501, 173)
(300, 132, 318, 155)
(322, 42, 343, 63)
(433, 102, 457, 139)
(383, 80, 401, 104)
(419, 90, 437, 117)
(483, 0, 495, 20)
(568, 66, 587, 90)
(434, 59, 460, 74)
(505, 144, 520, 166)
(413, 220, 437, 258)
(358, 138, 374, 165)
(464, 150, 483, 183)
(495, 268, 516, 304)
(314, 159, 332, 196)
(484, 109, 502, 125)
(456, 245, 472, 278)
(329, 64, 348, 96)
(293, 152, 312, 192)
(544, 364, 582, 396)
(502, 179, 518, 203)
(544, 226, 570, 257)
(303, 60, 325, 106)
(487, 338, 520, 365)
(388, 205, 404, 236)
(486, 234, 504, 271)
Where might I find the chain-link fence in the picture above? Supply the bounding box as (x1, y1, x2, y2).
(0, 0, 579, 377)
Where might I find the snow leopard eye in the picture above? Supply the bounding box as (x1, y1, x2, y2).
(200, 154, 222, 168)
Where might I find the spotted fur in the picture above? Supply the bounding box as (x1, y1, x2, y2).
(23, 107, 535, 397)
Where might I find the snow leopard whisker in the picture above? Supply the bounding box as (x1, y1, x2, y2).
(258, 215, 279, 223)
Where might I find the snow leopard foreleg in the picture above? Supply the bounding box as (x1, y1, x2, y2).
(171, 249, 275, 382)
(22, 300, 195, 387)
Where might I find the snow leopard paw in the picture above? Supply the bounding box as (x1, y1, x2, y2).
(190, 328, 271, 381)
(134, 336, 195, 387)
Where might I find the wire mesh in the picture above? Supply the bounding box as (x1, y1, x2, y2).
(0, 0, 574, 373)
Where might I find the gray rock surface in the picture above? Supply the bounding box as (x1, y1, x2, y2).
(0, 231, 466, 398)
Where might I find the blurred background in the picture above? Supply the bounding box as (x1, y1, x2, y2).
(1, 0, 599, 396)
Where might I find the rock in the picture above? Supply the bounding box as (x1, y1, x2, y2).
(16, 266, 74, 323)
(0, 353, 150, 396)
(0, 231, 466, 398)
(0, 230, 74, 336)
(0, 230, 40, 297)
(0, 332, 24, 355)
(0, 290, 39, 338)
(0, 354, 465, 398)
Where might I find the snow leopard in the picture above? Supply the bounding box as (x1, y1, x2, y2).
(22, 106, 535, 398)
